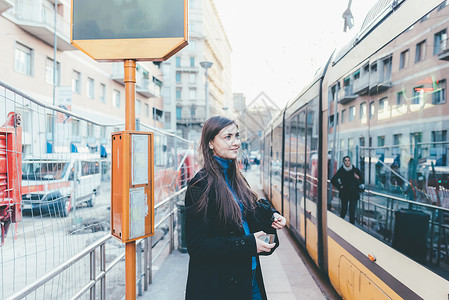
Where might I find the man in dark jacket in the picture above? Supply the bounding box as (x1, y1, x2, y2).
(331, 156, 364, 224)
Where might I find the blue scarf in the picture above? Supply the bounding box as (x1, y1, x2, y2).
(214, 156, 257, 270)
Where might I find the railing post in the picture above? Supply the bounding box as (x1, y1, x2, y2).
(100, 243, 106, 300)
(90, 250, 96, 300)
(169, 197, 175, 253)
(148, 236, 153, 285)
(137, 242, 143, 296)
(143, 238, 149, 291)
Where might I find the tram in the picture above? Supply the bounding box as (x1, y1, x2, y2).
(261, 1, 449, 299)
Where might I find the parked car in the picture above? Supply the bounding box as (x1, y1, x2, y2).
(21, 154, 101, 217)
(250, 151, 261, 165)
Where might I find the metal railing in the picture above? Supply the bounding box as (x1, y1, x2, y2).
(5, 187, 187, 300)
(0, 80, 196, 299)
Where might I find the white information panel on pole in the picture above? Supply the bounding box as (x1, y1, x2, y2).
(131, 134, 148, 185)
(129, 187, 148, 240)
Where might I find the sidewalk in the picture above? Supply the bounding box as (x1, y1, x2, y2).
(140, 167, 326, 299)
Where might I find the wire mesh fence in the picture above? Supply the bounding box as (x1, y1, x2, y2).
(0, 81, 196, 299)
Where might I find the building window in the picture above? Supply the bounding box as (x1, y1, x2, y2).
(189, 73, 196, 84)
(438, 0, 449, 10)
(189, 88, 196, 100)
(415, 40, 426, 63)
(349, 106, 355, 121)
(433, 79, 446, 104)
(412, 86, 423, 104)
(399, 49, 409, 69)
(176, 57, 181, 67)
(341, 109, 346, 123)
(15, 42, 33, 75)
(396, 92, 404, 105)
(360, 102, 366, 119)
(188, 40, 196, 51)
(72, 71, 81, 93)
(379, 97, 387, 112)
(176, 107, 182, 120)
(432, 130, 447, 143)
(136, 99, 141, 115)
(176, 88, 182, 99)
(190, 106, 196, 118)
(190, 57, 195, 67)
(87, 77, 94, 99)
(113, 90, 120, 108)
(100, 83, 106, 103)
(165, 111, 171, 126)
(378, 136, 385, 147)
(145, 103, 149, 117)
(86, 123, 94, 137)
(72, 119, 80, 136)
(176, 72, 181, 83)
(328, 115, 335, 127)
(46, 114, 53, 134)
(45, 58, 60, 85)
(393, 134, 402, 146)
(434, 30, 447, 55)
(369, 101, 375, 119)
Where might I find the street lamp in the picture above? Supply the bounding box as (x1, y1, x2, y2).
(200, 61, 213, 120)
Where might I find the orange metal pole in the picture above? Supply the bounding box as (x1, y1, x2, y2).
(124, 59, 136, 300)
(124, 59, 136, 131)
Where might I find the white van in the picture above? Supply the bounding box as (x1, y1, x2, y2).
(21, 154, 101, 217)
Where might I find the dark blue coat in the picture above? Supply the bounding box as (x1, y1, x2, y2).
(185, 169, 279, 300)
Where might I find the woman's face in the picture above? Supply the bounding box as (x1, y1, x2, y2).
(209, 123, 241, 160)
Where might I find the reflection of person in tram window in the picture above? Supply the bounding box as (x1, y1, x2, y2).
(331, 156, 364, 224)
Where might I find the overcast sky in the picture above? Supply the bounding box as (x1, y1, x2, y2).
(214, 0, 379, 108)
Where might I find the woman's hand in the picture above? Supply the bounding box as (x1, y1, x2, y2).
(271, 213, 286, 229)
(253, 231, 276, 253)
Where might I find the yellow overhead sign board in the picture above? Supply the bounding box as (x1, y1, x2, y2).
(71, 0, 188, 61)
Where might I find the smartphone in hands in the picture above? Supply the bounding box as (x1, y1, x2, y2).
(258, 234, 275, 244)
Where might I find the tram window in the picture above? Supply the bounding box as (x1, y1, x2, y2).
(415, 40, 426, 62)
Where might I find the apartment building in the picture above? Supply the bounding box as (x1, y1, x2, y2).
(161, 0, 232, 141)
(0, 0, 164, 155)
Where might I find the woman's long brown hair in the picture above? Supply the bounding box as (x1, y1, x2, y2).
(192, 116, 257, 229)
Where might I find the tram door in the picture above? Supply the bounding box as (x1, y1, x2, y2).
(297, 111, 307, 241)
(288, 113, 301, 242)
(304, 98, 319, 264)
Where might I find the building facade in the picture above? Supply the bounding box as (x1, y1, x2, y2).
(0, 0, 164, 156)
(161, 0, 232, 141)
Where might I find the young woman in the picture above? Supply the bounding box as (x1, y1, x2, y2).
(184, 116, 286, 300)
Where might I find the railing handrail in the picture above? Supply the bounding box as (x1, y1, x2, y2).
(365, 189, 449, 212)
(0, 80, 192, 144)
(5, 235, 111, 300)
(4, 184, 188, 300)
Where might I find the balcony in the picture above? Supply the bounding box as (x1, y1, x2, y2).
(136, 78, 161, 98)
(5, 0, 74, 50)
(176, 117, 204, 126)
(338, 85, 358, 104)
(353, 75, 369, 94)
(0, 0, 13, 14)
(176, 66, 199, 73)
(438, 38, 449, 61)
(369, 70, 392, 94)
(111, 62, 125, 84)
